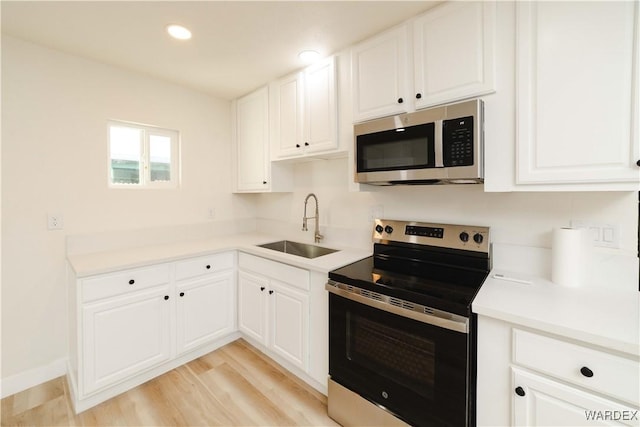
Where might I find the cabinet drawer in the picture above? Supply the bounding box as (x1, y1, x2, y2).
(175, 252, 235, 281)
(513, 328, 640, 405)
(239, 252, 309, 291)
(82, 264, 170, 303)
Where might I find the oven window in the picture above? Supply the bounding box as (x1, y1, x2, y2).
(347, 313, 435, 399)
(356, 122, 435, 172)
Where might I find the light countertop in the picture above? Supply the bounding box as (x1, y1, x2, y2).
(473, 269, 640, 357)
(67, 232, 372, 278)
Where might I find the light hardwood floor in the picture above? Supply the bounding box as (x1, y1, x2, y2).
(1, 339, 339, 426)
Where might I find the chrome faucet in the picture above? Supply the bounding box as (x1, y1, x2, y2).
(302, 193, 323, 243)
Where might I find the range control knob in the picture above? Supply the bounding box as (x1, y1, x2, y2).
(459, 232, 469, 242)
(384, 225, 394, 234)
(375, 225, 384, 233)
(473, 233, 484, 244)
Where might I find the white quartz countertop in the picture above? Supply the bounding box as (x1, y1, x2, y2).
(473, 269, 640, 357)
(67, 232, 372, 278)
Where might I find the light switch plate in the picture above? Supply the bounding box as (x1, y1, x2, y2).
(570, 220, 619, 248)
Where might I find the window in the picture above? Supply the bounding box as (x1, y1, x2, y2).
(108, 121, 179, 188)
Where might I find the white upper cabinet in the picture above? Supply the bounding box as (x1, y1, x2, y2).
(233, 86, 292, 193)
(304, 56, 338, 154)
(270, 72, 304, 159)
(234, 86, 270, 191)
(351, 2, 496, 123)
(516, 1, 640, 186)
(270, 56, 339, 160)
(351, 26, 410, 122)
(413, 1, 496, 109)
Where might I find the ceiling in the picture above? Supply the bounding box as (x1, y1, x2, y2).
(1, 1, 439, 100)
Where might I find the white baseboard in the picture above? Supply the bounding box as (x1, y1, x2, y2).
(0, 357, 68, 399)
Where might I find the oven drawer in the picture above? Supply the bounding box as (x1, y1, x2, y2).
(512, 328, 639, 405)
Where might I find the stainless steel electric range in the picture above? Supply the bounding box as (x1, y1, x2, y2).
(326, 219, 491, 427)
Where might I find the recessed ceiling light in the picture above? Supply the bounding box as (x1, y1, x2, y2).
(167, 24, 192, 40)
(298, 50, 320, 63)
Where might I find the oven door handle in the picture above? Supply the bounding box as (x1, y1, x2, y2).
(326, 281, 468, 334)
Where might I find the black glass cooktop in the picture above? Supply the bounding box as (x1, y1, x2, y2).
(328, 246, 490, 317)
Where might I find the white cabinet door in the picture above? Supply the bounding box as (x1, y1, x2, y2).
(413, 1, 496, 109)
(270, 72, 304, 159)
(268, 279, 309, 371)
(176, 271, 235, 355)
(82, 286, 172, 394)
(513, 368, 638, 427)
(351, 25, 410, 122)
(237, 270, 268, 345)
(304, 56, 338, 154)
(235, 86, 270, 191)
(516, 1, 640, 185)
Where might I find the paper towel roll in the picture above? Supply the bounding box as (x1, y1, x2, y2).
(552, 227, 589, 287)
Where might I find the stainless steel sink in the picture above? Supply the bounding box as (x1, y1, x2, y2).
(257, 240, 338, 259)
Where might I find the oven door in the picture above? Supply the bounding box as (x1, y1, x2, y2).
(328, 291, 471, 427)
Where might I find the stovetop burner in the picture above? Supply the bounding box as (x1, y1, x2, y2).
(328, 219, 491, 317)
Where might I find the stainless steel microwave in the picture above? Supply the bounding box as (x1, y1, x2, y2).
(354, 99, 484, 185)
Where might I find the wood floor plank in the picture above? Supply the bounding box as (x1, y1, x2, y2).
(1, 339, 336, 427)
(215, 341, 338, 427)
(2, 395, 71, 427)
(131, 365, 237, 426)
(4, 376, 65, 415)
(194, 361, 298, 426)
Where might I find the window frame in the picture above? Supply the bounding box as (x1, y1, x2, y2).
(107, 120, 180, 189)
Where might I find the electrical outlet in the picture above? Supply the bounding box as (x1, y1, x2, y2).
(47, 213, 64, 230)
(570, 220, 619, 248)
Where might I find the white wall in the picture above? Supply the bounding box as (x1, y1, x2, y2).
(255, 157, 638, 254)
(1, 36, 257, 381)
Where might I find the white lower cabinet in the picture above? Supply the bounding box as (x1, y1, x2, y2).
(70, 248, 330, 412)
(176, 270, 235, 355)
(82, 285, 172, 395)
(238, 252, 310, 372)
(513, 368, 638, 427)
(476, 316, 640, 427)
(238, 269, 269, 344)
(69, 251, 237, 413)
(268, 279, 309, 369)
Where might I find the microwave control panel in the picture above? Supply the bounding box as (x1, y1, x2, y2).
(443, 116, 474, 167)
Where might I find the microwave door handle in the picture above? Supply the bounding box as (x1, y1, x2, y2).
(434, 119, 444, 167)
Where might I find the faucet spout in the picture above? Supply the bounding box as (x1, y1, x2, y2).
(302, 193, 323, 243)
